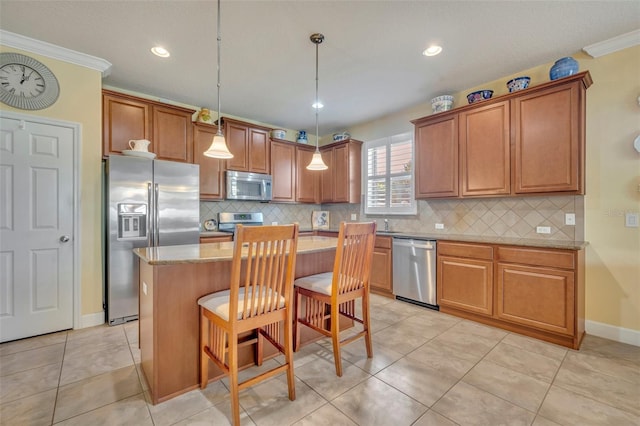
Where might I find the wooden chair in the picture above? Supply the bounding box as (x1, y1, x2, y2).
(294, 221, 376, 376)
(198, 224, 299, 426)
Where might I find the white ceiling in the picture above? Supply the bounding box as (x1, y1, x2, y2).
(1, 1, 638, 135)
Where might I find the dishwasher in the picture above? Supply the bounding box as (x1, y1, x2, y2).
(392, 237, 438, 309)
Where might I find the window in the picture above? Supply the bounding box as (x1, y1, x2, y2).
(364, 132, 416, 215)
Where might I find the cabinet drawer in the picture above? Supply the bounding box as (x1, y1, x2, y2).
(438, 241, 493, 260)
(498, 247, 575, 269)
(375, 236, 392, 249)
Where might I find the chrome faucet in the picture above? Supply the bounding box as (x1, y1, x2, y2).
(384, 219, 389, 232)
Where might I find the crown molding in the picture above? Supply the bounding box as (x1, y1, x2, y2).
(0, 30, 112, 77)
(582, 29, 640, 58)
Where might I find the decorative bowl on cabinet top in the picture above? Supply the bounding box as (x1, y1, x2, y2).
(506, 76, 530, 92)
(466, 90, 493, 104)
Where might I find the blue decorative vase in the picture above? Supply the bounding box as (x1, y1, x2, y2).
(549, 57, 579, 80)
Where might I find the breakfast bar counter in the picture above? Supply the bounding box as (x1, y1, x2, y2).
(134, 236, 338, 404)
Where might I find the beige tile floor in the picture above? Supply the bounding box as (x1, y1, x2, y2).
(1, 294, 639, 425)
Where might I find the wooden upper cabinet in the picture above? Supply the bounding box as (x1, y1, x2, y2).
(270, 140, 296, 202)
(320, 149, 334, 203)
(320, 140, 362, 203)
(152, 104, 194, 162)
(414, 114, 459, 198)
(513, 79, 587, 194)
(295, 145, 319, 203)
(460, 101, 510, 196)
(102, 90, 195, 162)
(412, 71, 591, 199)
(103, 91, 151, 155)
(224, 118, 270, 174)
(193, 123, 225, 200)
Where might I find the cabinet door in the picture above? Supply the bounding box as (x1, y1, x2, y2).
(193, 123, 225, 200)
(513, 82, 582, 193)
(152, 105, 194, 163)
(496, 263, 574, 335)
(320, 148, 335, 203)
(248, 128, 270, 174)
(371, 236, 393, 297)
(270, 141, 296, 202)
(296, 146, 319, 203)
(460, 101, 510, 196)
(415, 115, 459, 198)
(437, 255, 493, 316)
(103, 92, 151, 156)
(225, 121, 249, 171)
(333, 144, 350, 202)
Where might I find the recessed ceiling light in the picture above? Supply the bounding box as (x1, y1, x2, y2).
(312, 101, 324, 109)
(151, 46, 170, 58)
(422, 45, 442, 57)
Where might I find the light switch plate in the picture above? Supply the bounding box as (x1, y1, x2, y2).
(435, 223, 444, 230)
(536, 226, 551, 234)
(350, 213, 357, 220)
(625, 213, 639, 228)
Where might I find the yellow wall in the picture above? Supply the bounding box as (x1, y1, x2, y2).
(349, 46, 640, 335)
(581, 46, 640, 332)
(0, 46, 104, 317)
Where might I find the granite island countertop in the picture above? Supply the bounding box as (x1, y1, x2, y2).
(134, 235, 338, 265)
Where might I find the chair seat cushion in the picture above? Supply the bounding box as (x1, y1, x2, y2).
(294, 272, 333, 296)
(198, 288, 285, 321)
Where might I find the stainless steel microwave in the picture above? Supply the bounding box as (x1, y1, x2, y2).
(226, 171, 272, 201)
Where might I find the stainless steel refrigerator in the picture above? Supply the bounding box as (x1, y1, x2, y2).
(105, 155, 200, 325)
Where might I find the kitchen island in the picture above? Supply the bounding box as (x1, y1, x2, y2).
(133, 236, 338, 404)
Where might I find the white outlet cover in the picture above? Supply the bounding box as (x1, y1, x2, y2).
(625, 213, 639, 227)
(565, 213, 576, 225)
(350, 213, 357, 220)
(536, 226, 551, 234)
(435, 223, 444, 229)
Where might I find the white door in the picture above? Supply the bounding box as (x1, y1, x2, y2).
(0, 115, 75, 343)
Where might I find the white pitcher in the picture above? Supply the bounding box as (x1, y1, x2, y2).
(128, 139, 151, 152)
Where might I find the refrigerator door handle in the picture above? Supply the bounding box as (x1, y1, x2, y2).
(154, 183, 160, 246)
(147, 182, 154, 247)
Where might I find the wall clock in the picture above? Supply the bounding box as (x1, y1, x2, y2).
(0, 52, 60, 110)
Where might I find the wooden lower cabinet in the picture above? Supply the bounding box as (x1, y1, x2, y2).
(437, 241, 584, 349)
(370, 236, 393, 297)
(438, 256, 493, 316)
(496, 263, 574, 336)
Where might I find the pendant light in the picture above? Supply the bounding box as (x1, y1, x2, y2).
(306, 33, 328, 171)
(204, 0, 233, 159)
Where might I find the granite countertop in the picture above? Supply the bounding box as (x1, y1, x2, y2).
(134, 235, 338, 265)
(374, 231, 588, 250)
(319, 228, 587, 250)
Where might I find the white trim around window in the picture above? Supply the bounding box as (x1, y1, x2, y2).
(363, 131, 416, 215)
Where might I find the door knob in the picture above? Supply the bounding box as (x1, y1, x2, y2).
(59, 235, 70, 243)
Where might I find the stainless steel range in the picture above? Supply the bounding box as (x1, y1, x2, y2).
(218, 212, 264, 238)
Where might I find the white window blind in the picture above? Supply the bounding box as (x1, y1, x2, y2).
(364, 132, 416, 215)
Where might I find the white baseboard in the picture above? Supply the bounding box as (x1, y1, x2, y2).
(585, 320, 640, 347)
(80, 311, 105, 329)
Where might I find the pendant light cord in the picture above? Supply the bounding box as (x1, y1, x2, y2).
(315, 40, 320, 153)
(216, 0, 223, 136)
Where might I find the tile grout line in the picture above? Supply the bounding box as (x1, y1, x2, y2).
(50, 330, 69, 425)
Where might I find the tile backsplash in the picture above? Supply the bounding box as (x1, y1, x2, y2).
(201, 195, 584, 241)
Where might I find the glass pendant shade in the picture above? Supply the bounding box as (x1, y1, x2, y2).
(307, 150, 328, 170)
(204, 132, 233, 159)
